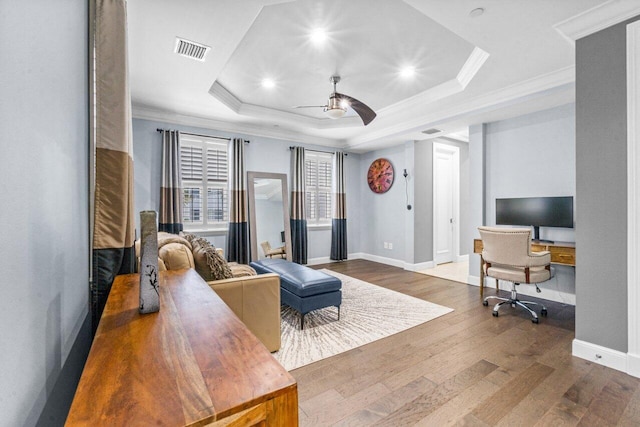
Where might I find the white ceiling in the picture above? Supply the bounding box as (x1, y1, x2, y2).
(128, 0, 640, 153)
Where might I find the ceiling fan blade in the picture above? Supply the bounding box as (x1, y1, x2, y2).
(335, 93, 376, 125)
(292, 105, 327, 109)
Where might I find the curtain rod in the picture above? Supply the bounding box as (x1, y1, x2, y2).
(156, 129, 249, 143)
(289, 146, 347, 156)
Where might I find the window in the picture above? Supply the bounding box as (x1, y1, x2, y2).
(180, 135, 228, 230)
(305, 152, 333, 225)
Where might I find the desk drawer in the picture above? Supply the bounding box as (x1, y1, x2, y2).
(551, 246, 575, 265)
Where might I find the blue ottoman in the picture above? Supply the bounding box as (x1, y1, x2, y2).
(250, 258, 342, 329)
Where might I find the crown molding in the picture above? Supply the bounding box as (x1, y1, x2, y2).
(208, 81, 362, 129)
(208, 82, 242, 113)
(132, 103, 344, 147)
(239, 103, 361, 129)
(554, 0, 640, 44)
(457, 47, 490, 88)
(345, 65, 575, 150)
(207, 45, 488, 133)
(375, 46, 488, 119)
(134, 63, 574, 154)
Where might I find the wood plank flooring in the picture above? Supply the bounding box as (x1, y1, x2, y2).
(290, 259, 640, 426)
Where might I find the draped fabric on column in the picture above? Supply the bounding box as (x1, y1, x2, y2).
(331, 152, 348, 260)
(91, 0, 136, 334)
(227, 138, 249, 263)
(159, 130, 183, 233)
(290, 147, 308, 264)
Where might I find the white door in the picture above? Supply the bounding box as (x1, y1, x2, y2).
(433, 143, 459, 265)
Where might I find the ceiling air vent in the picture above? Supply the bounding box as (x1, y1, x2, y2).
(421, 128, 442, 135)
(174, 37, 210, 62)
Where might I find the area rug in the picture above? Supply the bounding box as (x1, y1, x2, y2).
(272, 269, 453, 371)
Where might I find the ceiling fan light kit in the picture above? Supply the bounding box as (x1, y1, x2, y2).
(294, 75, 377, 125)
(324, 94, 347, 119)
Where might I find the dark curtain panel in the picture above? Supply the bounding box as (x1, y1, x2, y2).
(331, 152, 348, 260)
(91, 0, 135, 335)
(227, 138, 249, 263)
(159, 130, 183, 233)
(290, 146, 308, 264)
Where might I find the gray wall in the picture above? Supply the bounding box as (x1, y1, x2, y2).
(0, 1, 90, 425)
(359, 145, 410, 261)
(483, 103, 577, 298)
(360, 138, 469, 265)
(133, 118, 362, 260)
(135, 119, 473, 268)
(468, 124, 486, 278)
(485, 103, 576, 242)
(412, 138, 470, 264)
(414, 142, 433, 263)
(575, 16, 640, 352)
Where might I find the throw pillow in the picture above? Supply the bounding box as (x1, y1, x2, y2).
(181, 233, 233, 281)
(227, 262, 257, 278)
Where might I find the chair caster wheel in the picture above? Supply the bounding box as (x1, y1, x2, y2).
(492, 311, 499, 317)
(532, 318, 539, 324)
(483, 300, 488, 306)
(541, 309, 547, 316)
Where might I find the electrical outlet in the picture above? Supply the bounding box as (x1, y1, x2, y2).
(389, 243, 393, 250)
(383, 242, 389, 249)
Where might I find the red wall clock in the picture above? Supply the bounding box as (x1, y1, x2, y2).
(367, 158, 394, 193)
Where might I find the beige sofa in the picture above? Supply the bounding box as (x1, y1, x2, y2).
(136, 232, 281, 352)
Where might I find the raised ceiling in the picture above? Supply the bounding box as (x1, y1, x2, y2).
(128, 0, 640, 152)
(213, 0, 475, 118)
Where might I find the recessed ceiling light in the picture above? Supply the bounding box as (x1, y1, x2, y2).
(400, 66, 415, 79)
(310, 28, 327, 45)
(261, 78, 275, 89)
(469, 7, 485, 18)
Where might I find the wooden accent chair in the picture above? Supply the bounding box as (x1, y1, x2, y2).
(478, 226, 553, 323)
(261, 241, 286, 259)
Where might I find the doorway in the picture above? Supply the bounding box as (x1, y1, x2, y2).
(433, 142, 460, 265)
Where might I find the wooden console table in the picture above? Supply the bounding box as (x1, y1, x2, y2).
(473, 239, 575, 298)
(66, 269, 298, 426)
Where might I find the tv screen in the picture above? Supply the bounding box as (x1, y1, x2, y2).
(496, 196, 573, 228)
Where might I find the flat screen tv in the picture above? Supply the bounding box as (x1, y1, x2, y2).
(495, 196, 573, 242)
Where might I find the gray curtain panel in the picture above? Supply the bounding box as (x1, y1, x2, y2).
(290, 147, 308, 264)
(331, 152, 348, 260)
(227, 138, 249, 263)
(159, 130, 183, 233)
(91, 0, 135, 335)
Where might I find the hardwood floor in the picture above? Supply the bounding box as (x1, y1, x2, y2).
(291, 259, 640, 426)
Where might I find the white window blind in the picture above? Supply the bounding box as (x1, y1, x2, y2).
(180, 135, 229, 230)
(305, 152, 333, 225)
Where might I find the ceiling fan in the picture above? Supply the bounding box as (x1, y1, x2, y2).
(294, 76, 376, 126)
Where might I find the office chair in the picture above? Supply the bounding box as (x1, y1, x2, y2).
(260, 241, 286, 259)
(478, 226, 553, 323)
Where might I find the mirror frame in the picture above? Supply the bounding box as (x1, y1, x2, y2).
(247, 171, 292, 262)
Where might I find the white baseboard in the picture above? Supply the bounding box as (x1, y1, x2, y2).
(466, 276, 575, 305)
(468, 275, 480, 286)
(628, 353, 640, 378)
(359, 253, 405, 268)
(572, 339, 629, 374)
(316, 252, 419, 270)
(306, 252, 365, 266)
(306, 256, 332, 266)
(404, 261, 434, 272)
(457, 254, 469, 263)
(499, 281, 576, 305)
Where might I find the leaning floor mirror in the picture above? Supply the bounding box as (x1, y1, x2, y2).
(247, 171, 292, 262)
